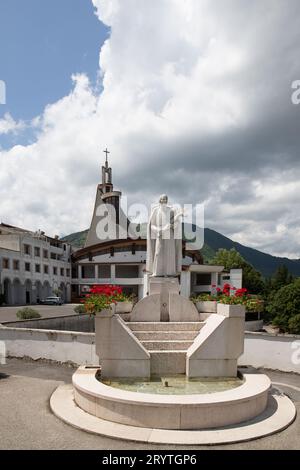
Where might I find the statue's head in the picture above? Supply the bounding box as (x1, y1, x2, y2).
(159, 194, 168, 205)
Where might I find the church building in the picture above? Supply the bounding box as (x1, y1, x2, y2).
(71, 153, 242, 301)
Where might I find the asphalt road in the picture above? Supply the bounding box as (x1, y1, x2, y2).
(0, 358, 299, 450)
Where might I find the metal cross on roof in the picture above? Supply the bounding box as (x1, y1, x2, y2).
(103, 148, 110, 163)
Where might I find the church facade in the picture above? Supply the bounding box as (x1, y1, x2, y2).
(71, 156, 242, 302)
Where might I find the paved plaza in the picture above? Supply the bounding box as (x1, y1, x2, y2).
(0, 358, 299, 450)
(0, 304, 79, 323)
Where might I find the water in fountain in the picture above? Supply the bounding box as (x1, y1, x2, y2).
(101, 374, 244, 395)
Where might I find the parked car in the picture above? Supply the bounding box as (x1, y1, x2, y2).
(40, 296, 63, 305)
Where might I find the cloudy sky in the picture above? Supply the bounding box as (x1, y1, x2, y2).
(1, 0, 300, 258)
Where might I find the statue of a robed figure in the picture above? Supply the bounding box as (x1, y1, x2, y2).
(146, 194, 183, 277)
(131, 194, 199, 322)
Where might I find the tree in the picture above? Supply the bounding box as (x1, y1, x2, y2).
(266, 279, 300, 333)
(212, 248, 265, 294)
(271, 265, 294, 291)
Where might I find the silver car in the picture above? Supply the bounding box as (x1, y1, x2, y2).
(41, 296, 63, 305)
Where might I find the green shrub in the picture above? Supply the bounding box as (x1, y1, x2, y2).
(16, 308, 41, 320)
(191, 294, 216, 302)
(74, 304, 86, 314)
(267, 279, 300, 333)
(288, 314, 300, 334)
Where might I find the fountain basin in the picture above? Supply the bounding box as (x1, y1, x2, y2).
(73, 366, 271, 430)
(101, 375, 244, 395)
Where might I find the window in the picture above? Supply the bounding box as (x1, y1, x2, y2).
(35, 264, 41, 273)
(60, 268, 64, 276)
(2, 258, 10, 269)
(13, 260, 20, 270)
(53, 267, 57, 276)
(25, 262, 31, 272)
(82, 265, 95, 279)
(34, 247, 41, 257)
(196, 273, 212, 286)
(43, 250, 49, 258)
(44, 265, 49, 275)
(115, 265, 139, 278)
(98, 265, 111, 279)
(24, 244, 31, 255)
(51, 253, 57, 260)
(72, 266, 78, 279)
(66, 268, 70, 277)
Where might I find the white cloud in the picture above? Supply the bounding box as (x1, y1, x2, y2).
(1, 0, 300, 259)
(0, 113, 25, 135)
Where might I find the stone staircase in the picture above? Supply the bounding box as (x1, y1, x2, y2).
(128, 322, 205, 375)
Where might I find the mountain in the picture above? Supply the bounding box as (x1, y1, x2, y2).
(203, 228, 300, 278)
(62, 227, 300, 278)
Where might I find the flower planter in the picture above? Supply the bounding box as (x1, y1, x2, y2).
(115, 302, 133, 314)
(196, 301, 217, 313)
(217, 303, 245, 318)
(95, 303, 116, 318)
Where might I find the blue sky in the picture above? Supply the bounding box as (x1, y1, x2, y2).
(0, 0, 108, 135)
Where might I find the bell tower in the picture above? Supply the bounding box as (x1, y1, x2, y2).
(100, 149, 113, 194)
(84, 149, 123, 248)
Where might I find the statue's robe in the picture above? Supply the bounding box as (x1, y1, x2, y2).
(146, 204, 182, 277)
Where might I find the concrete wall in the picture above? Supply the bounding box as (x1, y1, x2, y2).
(239, 332, 300, 374)
(1, 314, 95, 333)
(0, 327, 97, 365)
(0, 326, 299, 374)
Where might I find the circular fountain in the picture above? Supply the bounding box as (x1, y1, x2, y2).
(51, 365, 295, 444)
(72, 367, 271, 430)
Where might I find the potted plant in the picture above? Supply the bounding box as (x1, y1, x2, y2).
(245, 297, 264, 321)
(217, 286, 247, 317)
(83, 285, 117, 317)
(191, 293, 218, 314)
(83, 285, 132, 318)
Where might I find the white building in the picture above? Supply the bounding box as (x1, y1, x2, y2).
(71, 156, 242, 301)
(0, 223, 72, 305)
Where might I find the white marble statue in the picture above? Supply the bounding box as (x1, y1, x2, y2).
(146, 195, 183, 277)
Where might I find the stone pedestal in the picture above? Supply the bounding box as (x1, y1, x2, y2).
(149, 277, 179, 321)
(131, 277, 199, 322)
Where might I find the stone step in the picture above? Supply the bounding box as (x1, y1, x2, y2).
(129, 322, 204, 332)
(141, 340, 193, 351)
(134, 331, 199, 341)
(150, 351, 186, 375)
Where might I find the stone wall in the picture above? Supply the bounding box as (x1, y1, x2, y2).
(2, 314, 95, 332)
(240, 331, 300, 373)
(0, 326, 299, 373)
